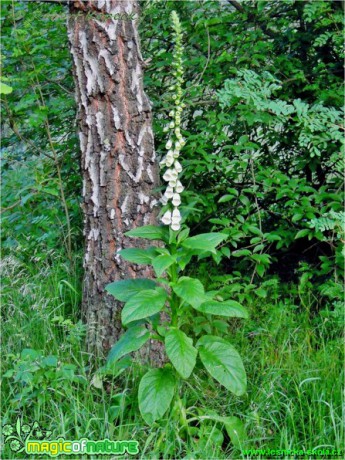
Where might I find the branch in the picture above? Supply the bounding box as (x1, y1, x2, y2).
(227, 0, 244, 13)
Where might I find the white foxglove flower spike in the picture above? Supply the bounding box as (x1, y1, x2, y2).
(160, 11, 185, 232)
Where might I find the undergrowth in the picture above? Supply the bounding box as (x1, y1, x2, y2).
(1, 252, 343, 459)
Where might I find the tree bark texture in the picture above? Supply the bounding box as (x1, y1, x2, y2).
(67, 0, 161, 356)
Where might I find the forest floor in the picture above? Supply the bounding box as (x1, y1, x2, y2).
(1, 253, 343, 459)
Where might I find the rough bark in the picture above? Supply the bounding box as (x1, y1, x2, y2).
(67, 0, 162, 358)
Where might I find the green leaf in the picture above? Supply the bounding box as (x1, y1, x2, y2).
(165, 329, 198, 379)
(247, 225, 263, 236)
(182, 233, 227, 254)
(107, 325, 150, 364)
(224, 416, 247, 448)
(197, 336, 246, 396)
(121, 287, 167, 325)
(221, 247, 231, 258)
(119, 248, 157, 264)
(232, 249, 252, 257)
(295, 228, 311, 239)
(106, 278, 157, 302)
(21, 349, 40, 360)
(0, 81, 13, 94)
(195, 300, 249, 318)
(218, 194, 235, 203)
(42, 355, 58, 367)
(138, 368, 176, 425)
(152, 254, 175, 277)
(173, 276, 205, 308)
(204, 414, 247, 449)
(292, 213, 303, 223)
(125, 225, 168, 241)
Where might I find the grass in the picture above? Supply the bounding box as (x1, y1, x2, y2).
(1, 252, 343, 459)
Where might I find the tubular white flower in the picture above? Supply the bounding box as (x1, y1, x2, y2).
(166, 157, 174, 167)
(162, 170, 172, 182)
(172, 208, 181, 219)
(171, 222, 181, 231)
(161, 210, 172, 225)
(175, 180, 184, 193)
(163, 168, 178, 182)
(164, 186, 174, 199)
(166, 139, 173, 150)
(172, 193, 181, 206)
(174, 161, 182, 173)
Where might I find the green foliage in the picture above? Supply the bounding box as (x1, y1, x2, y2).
(197, 335, 246, 396)
(106, 326, 150, 365)
(141, 0, 344, 286)
(3, 348, 87, 407)
(1, 1, 81, 261)
(138, 368, 176, 425)
(165, 329, 197, 379)
(1, 248, 343, 459)
(105, 225, 248, 428)
(310, 211, 345, 237)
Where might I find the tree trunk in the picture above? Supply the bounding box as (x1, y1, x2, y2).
(67, 0, 161, 357)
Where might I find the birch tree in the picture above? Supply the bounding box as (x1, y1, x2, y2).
(67, 0, 160, 354)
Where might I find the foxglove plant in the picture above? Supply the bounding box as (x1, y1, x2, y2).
(102, 12, 248, 443)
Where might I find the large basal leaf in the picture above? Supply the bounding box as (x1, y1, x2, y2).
(204, 413, 247, 449)
(119, 247, 157, 264)
(125, 225, 168, 241)
(197, 335, 246, 396)
(223, 416, 247, 449)
(105, 278, 157, 302)
(172, 276, 206, 308)
(195, 299, 249, 318)
(107, 325, 150, 364)
(165, 329, 197, 379)
(122, 287, 167, 325)
(182, 233, 227, 254)
(152, 254, 176, 277)
(138, 368, 176, 425)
